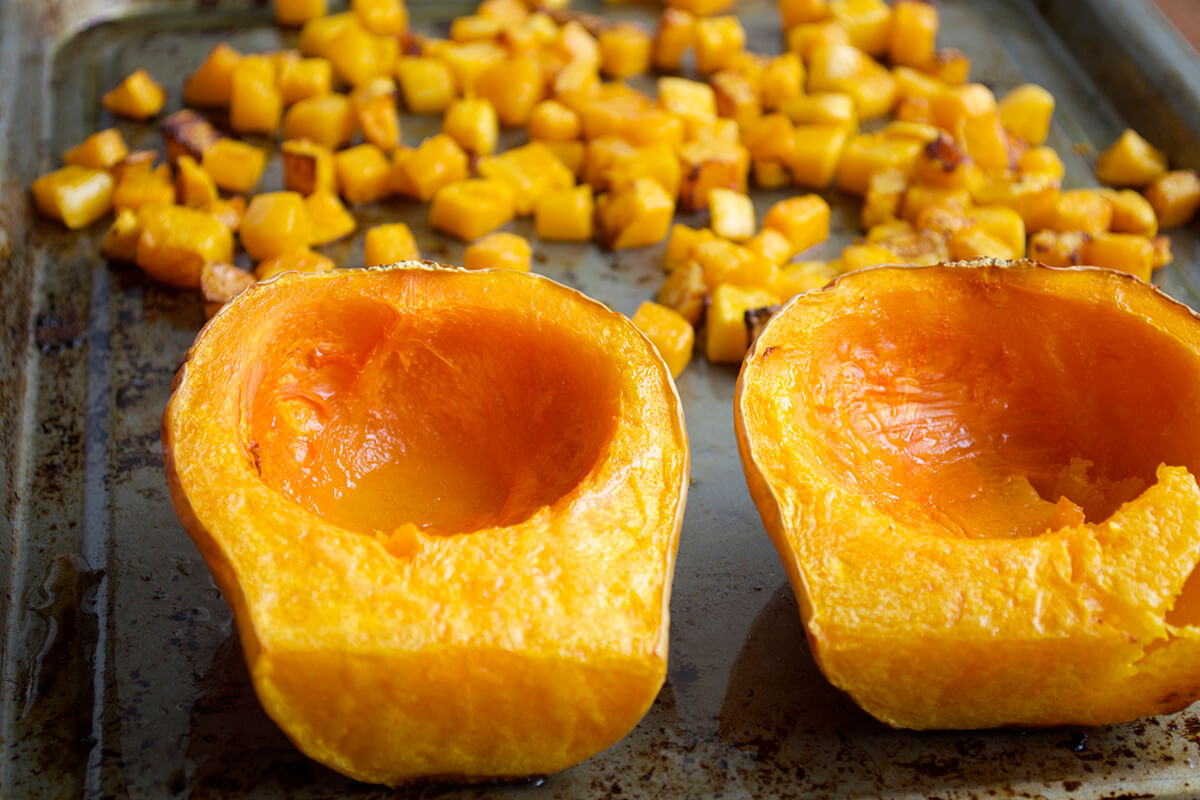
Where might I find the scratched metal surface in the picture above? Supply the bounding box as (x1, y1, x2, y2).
(3, 0, 1200, 798)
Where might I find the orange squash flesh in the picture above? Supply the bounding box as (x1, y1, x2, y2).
(164, 264, 688, 784)
(736, 260, 1200, 730)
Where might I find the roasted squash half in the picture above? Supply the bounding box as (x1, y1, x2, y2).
(736, 260, 1200, 730)
(163, 263, 688, 785)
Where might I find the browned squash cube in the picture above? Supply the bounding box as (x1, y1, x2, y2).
(476, 54, 545, 128)
(429, 179, 516, 241)
(102, 69, 166, 120)
(184, 43, 241, 107)
(1145, 170, 1200, 230)
(599, 23, 653, 79)
(334, 144, 393, 204)
(31, 166, 114, 229)
(364, 222, 420, 266)
(463, 231, 532, 272)
(598, 178, 675, 250)
(231, 56, 282, 134)
(395, 56, 457, 114)
(281, 139, 337, 196)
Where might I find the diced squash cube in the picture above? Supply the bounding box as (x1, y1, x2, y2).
(658, 76, 717, 120)
(599, 23, 653, 79)
(683, 115, 741, 145)
(230, 56, 282, 134)
(352, 79, 401, 153)
(184, 43, 241, 107)
(113, 163, 175, 212)
(763, 194, 831, 254)
(1054, 189, 1114, 235)
(390, 134, 470, 202)
(666, 0, 735, 15)
(102, 69, 165, 120)
(711, 69, 763, 129)
(868, 218, 917, 241)
(136, 204, 233, 288)
(352, 0, 408, 35)
(862, 167, 907, 228)
(298, 12, 358, 58)
(1018, 146, 1065, 180)
(960, 112, 1011, 171)
(892, 66, 946, 102)
(328, 25, 398, 86)
(709, 188, 756, 241)
(32, 166, 114, 229)
(950, 226, 1018, 260)
(534, 185, 594, 242)
(277, 55, 333, 106)
(305, 191, 356, 245)
(747, 227, 794, 266)
(463, 231, 531, 272)
(1145, 170, 1200, 229)
(176, 155, 219, 209)
(971, 205, 1026, 257)
(654, 8, 695, 72)
(889, 0, 938, 67)
(901, 185, 970, 223)
(835, 132, 923, 195)
(239, 192, 311, 262)
(334, 144, 393, 204)
(431, 40, 507, 96)
(477, 141, 576, 216)
(807, 44, 896, 120)
(363, 223, 420, 267)
(692, 239, 778, 291)
(477, 54, 545, 128)
(283, 93, 356, 149)
(208, 196, 246, 232)
(785, 21, 849, 60)
(761, 53, 805, 112)
(1028, 229, 1087, 268)
(998, 84, 1055, 146)
(775, 260, 837, 298)
(478, 0, 528, 24)
(706, 284, 778, 363)
(443, 98, 499, 155)
(597, 178, 675, 250)
(276, 0, 326, 27)
(1080, 232, 1155, 281)
(753, 159, 792, 189)
(1095, 129, 1168, 188)
(657, 261, 707, 326)
(893, 96, 935, 125)
(281, 139, 337, 195)
(395, 57, 457, 114)
(875, 229, 949, 264)
(930, 83, 996, 134)
(924, 47, 971, 85)
(971, 172, 1060, 232)
(780, 93, 857, 129)
(607, 142, 682, 199)
(528, 100, 582, 142)
(450, 14, 502, 43)
(665, 224, 717, 271)
(678, 140, 751, 211)
(101, 208, 142, 261)
(429, 179, 516, 241)
(842, 242, 899, 271)
(830, 0, 893, 58)
(255, 247, 335, 280)
(1153, 235, 1174, 270)
(1098, 188, 1158, 237)
(543, 140, 587, 178)
(200, 261, 255, 317)
(779, 0, 832, 27)
(632, 301, 694, 378)
(693, 16, 745, 75)
(63, 129, 127, 170)
(162, 109, 224, 165)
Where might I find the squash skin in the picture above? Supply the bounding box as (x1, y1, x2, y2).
(163, 263, 688, 785)
(735, 260, 1200, 730)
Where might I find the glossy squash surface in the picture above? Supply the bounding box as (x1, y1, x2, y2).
(163, 263, 688, 784)
(736, 260, 1200, 729)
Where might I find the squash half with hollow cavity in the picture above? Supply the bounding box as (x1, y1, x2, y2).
(736, 260, 1200, 730)
(163, 263, 688, 784)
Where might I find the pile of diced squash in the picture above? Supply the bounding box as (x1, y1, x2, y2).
(29, 0, 1200, 379)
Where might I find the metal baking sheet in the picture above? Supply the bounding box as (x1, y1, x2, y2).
(3, 0, 1200, 797)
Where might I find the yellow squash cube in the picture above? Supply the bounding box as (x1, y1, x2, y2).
(283, 93, 357, 149)
(102, 69, 165, 120)
(598, 178, 675, 250)
(239, 192, 311, 262)
(807, 44, 896, 120)
(305, 191, 357, 246)
(835, 132, 923, 195)
(599, 23, 653, 79)
(63, 129, 128, 170)
(276, 0, 326, 27)
(463, 231, 532, 272)
(175, 155, 219, 209)
(429, 179, 516, 241)
(31, 166, 114, 229)
(184, 43, 241, 107)
(998, 84, 1055, 146)
(691, 238, 777, 291)
(281, 139, 337, 196)
(693, 16, 746, 74)
(774, 261, 837, 298)
(200, 262, 255, 317)
(101, 208, 142, 261)
(889, 0, 938, 67)
(113, 164, 175, 213)
(231, 56, 282, 134)
(278, 56, 333, 105)
(632, 301, 694, 378)
(395, 57, 457, 114)
(390, 134, 470, 202)
(657, 261, 708, 326)
(706, 284, 778, 363)
(654, 8, 695, 72)
(363, 223, 420, 267)
(1054, 190, 1114, 235)
(746, 228, 795, 266)
(678, 140, 751, 211)
(136, 205, 233, 288)
(534, 185, 594, 242)
(1145, 170, 1200, 229)
(1095, 129, 1168, 188)
(255, 247, 335, 280)
(1081, 232, 1155, 281)
(708, 188, 757, 241)
(443, 98, 499, 156)
(477, 142, 575, 216)
(830, 0, 893, 57)
(763, 194, 831, 254)
(352, 0, 408, 35)
(334, 144, 393, 204)
(1098, 189, 1158, 237)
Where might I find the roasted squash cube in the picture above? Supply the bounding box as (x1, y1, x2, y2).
(889, 0, 938, 67)
(477, 55, 545, 128)
(1097, 189, 1158, 237)
(862, 168, 907, 228)
(632, 301, 694, 378)
(278, 56, 333, 106)
(678, 140, 751, 211)
(711, 69, 762, 130)
(747, 228, 795, 266)
(706, 283, 778, 363)
(842, 242, 899, 271)
(113, 163, 175, 213)
(1096, 129, 1168, 188)
(328, 25, 398, 86)
(763, 195, 831, 254)
(101, 208, 142, 261)
(835, 132, 923, 195)
(200, 261, 255, 317)
(960, 112, 1011, 171)
(950, 226, 1019, 260)
(666, 0, 734, 14)
(779, 0, 832, 27)
(780, 92, 857, 130)
(534, 185, 594, 242)
(429, 179, 516, 241)
(597, 178, 675, 250)
(658, 76, 717, 120)
(477, 142, 576, 216)
(930, 83, 996, 135)
(657, 260, 708, 326)
(298, 12, 358, 58)
(599, 23, 653, 79)
(352, 80, 402, 153)
(606, 142, 682, 199)
(281, 139, 336, 196)
(32, 166, 114, 229)
(230, 56, 282, 135)
(901, 185, 971, 223)
(255, 247, 335, 280)
(363, 223, 420, 267)
(654, 8, 695, 72)
(774, 260, 837, 298)
(998, 84, 1055, 146)
(528, 100, 582, 142)
(63, 129, 128, 170)
(240, 192, 311, 262)
(708, 188, 756, 241)
(664, 224, 717, 271)
(352, 0, 408, 35)
(1081, 232, 1155, 281)
(432, 40, 507, 97)
(390, 134, 470, 202)
(785, 21, 850, 60)
(1054, 189, 1114, 235)
(1028, 229, 1086, 267)
(276, 0, 326, 27)
(830, 0, 892, 58)
(1018, 146, 1065, 180)
(395, 56, 457, 114)
(334, 144, 393, 204)
(691, 238, 777, 292)
(162, 109, 224, 165)
(807, 44, 896, 120)
(175, 155, 219, 209)
(1145, 170, 1200, 230)
(102, 69, 165, 120)
(761, 53, 805, 112)
(305, 191, 357, 246)
(443, 98, 499, 156)
(693, 16, 745, 75)
(136, 204, 233, 288)
(971, 205, 1027, 258)
(283, 93, 356, 149)
(200, 141, 264, 193)
(184, 43, 241, 107)
(463, 231, 531, 272)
